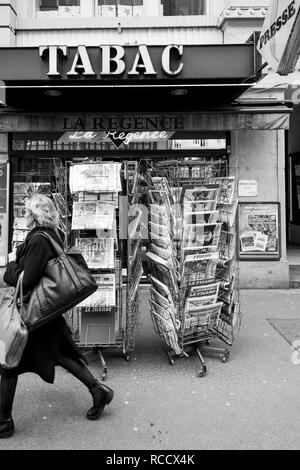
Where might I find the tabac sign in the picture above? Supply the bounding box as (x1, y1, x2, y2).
(258, 0, 300, 75)
(39, 44, 183, 77)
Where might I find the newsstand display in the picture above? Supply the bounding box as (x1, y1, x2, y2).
(143, 158, 241, 376)
(9, 155, 241, 378)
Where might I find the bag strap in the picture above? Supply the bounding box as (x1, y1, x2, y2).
(35, 231, 64, 256)
(10, 271, 24, 321)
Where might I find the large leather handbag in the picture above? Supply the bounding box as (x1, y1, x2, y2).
(0, 272, 28, 369)
(22, 231, 98, 331)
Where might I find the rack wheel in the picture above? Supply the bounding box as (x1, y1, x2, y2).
(167, 352, 175, 365)
(198, 365, 207, 377)
(222, 352, 230, 363)
(125, 355, 131, 362)
(102, 372, 107, 381)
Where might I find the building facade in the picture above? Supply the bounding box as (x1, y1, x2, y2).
(0, 0, 299, 289)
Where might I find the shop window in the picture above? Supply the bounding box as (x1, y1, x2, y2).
(161, 0, 205, 16)
(37, 0, 81, 17)
(96, 0, 143, 18)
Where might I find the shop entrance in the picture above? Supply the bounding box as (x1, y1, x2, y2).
(287, 151, 300, 287)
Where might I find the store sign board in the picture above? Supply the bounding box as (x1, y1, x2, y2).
(0, 45, 256, 81)
(258, 0, 300, 74)
(238, 180, 258, 197)
(62, 115, 184, 131)
(58, 130, 174, 147)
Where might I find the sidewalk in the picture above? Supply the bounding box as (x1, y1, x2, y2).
(1, 287, 300, 450)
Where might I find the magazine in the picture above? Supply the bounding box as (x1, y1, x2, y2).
(213, 176, 235, 205)
(149, 221, 172, 241)
(150, 287, 178, 329)
(184, 200, 218, 212)
(218, 198, 238, 227)
(69, 162, 122, 193)
(150, 300, 182, 355)
(78, 273, 115, 307)
(75, 238, 115, 269)
(146, 251, 179, 295)
(182, 252, 219, 281)
(183, 302, 223, 333)
(72, 202, 115, 230)
(181, 184, 221, 205)
(219, 231, 236, 261)
(149, 275, 174, 302)
(183, 210, 219, 225)
(182, 222, 222, 248)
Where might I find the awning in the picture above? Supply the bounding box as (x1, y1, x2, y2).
(0, 107, 291, 132)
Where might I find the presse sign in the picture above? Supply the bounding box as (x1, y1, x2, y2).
(258, 0, 300, 74)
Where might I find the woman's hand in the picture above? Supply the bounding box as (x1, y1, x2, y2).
(8, 249, 17, 262)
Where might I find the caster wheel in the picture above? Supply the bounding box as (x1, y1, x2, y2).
(102, 374, 107, 381)
(125, 355, 130, 362)
(199, 371, 205, 377)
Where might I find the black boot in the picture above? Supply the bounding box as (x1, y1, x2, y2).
(0, 416, 14, 439)
(87, 381, 114, 421)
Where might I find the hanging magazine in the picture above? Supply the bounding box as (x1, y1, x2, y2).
(182, 222, 222, 248)
(72, 202, 115, 230)
(181, 183, 221, 205)
(75, 238, 115, 269)
(69, 163, 122, 193)
(78, 273, 116, 308)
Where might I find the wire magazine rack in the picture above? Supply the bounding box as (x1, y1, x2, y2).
(145, 157, 242, 377)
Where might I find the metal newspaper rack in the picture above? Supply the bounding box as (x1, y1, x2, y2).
(145, 157, 242, 377)
(56, 159, 142, 380)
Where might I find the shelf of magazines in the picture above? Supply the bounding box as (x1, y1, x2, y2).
(65, 162, 126, 371)
(124, 162, 145, 359)
(66, 161, 143, 369)
(144, 158, 241, 375)
(12, 176, 56, 249)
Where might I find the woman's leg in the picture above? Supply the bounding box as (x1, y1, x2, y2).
(56, 356, 114, 420)
(0, 376, 17, 438)
(56, 356, 96, 389)
(0, 376, 18, 419)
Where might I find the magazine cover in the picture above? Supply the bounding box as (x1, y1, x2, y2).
(182, 222, 222, 248)
(146, 251, 179, 295)
(72, 202, 115, 230)
(75, 238, 115, 269)
(183, 302, 223, 333)
(213, 176, 235, 205)
(182, 252, 219, 281)
(69, 163, 121, 193)
(78, 273, 116, 307)
(218, 197, 238, 227)
(183, 210, 219, 225)
(219, 231, 236, 261)
(181, 184, 221, 205)
(150, 300, 182, 355)
(183, 199, 218, 213)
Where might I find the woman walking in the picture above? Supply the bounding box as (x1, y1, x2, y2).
(0, 194, 114, 438)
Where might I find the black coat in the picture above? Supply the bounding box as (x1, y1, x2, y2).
(1, 226, 86, 383)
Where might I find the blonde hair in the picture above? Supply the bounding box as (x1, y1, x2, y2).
(25, 194, 59, 229)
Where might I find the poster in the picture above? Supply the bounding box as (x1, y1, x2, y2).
(238, 202, 280, 259)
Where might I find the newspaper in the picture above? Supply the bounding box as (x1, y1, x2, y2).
(78, 273, 115, 307)
(150, 287, 178, 329)
(146, 251, 179, 295)
(69, 162, 122, 193)
(183, 302, 223, 333)
(72, 202, 115, 230)
(182, 252, 219, 281)
(219, 231, 236, 261)
(218, 197, 238, 227)
(181, 184, 221, 205)
(183, 200, 218, 212)
(75, 238, 115, 269)
(213, 176, 235, 205)
(183, 210, 219, 225)
(182, 222, 222, 248)
(150, 299, 182, 355)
